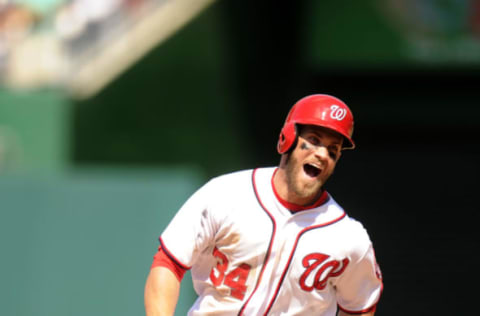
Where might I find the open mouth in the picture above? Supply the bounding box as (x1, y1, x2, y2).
(303, 163, 321, 178)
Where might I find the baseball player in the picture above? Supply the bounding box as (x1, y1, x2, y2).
(144, 94, 383, 316)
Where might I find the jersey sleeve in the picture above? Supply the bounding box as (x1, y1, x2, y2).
(335, 243, 383, 313)
(159, 179, 219, 268)
(151, 246, 187, 281)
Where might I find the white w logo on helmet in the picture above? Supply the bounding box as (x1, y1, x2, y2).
(329, 105, 347, 121)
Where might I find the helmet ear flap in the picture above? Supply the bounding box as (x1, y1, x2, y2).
(277, 122, 297, 154)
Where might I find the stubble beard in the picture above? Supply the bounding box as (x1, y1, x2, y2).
(285, 154, 325, 202)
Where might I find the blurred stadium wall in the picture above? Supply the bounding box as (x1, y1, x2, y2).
(1, 1, 479, 315)
(0, 168, 202, 315)
(1, 1, 221, 315)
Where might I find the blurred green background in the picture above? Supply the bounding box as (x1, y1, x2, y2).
(1, 0, 479, 315)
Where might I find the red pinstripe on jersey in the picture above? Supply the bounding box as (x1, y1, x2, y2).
(241, 168, 346, 315)
(263, 213, 347, 315)
(238, 168, 277, 316)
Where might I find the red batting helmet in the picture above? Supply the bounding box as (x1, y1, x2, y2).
(277, 94, 355, 154)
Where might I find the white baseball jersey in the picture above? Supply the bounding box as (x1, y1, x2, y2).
(160, 167, 383, 315)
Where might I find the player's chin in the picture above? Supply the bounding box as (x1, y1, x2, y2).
(299, 178, 323, 196)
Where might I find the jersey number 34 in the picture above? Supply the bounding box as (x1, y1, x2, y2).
(209, 247, 252, 300)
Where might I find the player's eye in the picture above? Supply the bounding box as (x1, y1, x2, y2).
(328, 147, 339, 160)
(307, 135, 320, 145)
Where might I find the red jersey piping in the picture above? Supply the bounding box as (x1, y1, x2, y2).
(238, 168, 277, 316)
(159, 237, 192, 270)
(263, 212, 347, 315)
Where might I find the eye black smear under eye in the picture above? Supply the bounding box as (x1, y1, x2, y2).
(301, 142, 310, 150)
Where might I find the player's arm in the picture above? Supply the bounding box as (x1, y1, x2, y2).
(144, 266, 180, 316)
(145, 181, 212, 315)
(338, 309, 375, 316)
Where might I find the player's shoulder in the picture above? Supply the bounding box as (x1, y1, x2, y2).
(342, 215, 370, 239)
(208, 168, 253, 187)
(342, 216, 375, 259)
(201, 168, 255, 196)
(212, 168, 254, 180)
(326, 196, 372, 243)
(326, 195, 364, 227)
(208, 167, 275, 187)
(200, 167, 276, 202)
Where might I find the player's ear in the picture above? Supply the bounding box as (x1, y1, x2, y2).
(279, 152, 291, 168)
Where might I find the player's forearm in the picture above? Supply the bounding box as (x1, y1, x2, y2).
(144, 267, 181, 316)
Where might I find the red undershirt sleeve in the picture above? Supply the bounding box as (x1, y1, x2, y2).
(151, 246, 187, 282)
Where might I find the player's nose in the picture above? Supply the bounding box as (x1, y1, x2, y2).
(313, 146, 330, 163)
